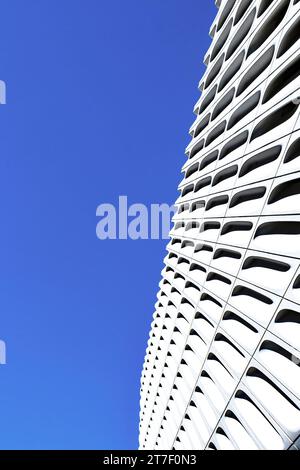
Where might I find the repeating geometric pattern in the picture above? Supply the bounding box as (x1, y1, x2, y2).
(139, 0, 300, 450)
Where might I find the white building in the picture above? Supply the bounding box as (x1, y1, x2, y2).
(139, 0, 300, 450)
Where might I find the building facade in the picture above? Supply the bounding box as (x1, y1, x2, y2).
(139, 0, 300, 450)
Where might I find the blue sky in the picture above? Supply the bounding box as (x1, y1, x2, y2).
(0, 0, 215, 449)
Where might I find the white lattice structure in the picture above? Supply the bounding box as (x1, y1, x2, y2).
(139, 0, 300, 451)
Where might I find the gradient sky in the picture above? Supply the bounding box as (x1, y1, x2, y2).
(0, 0, 215, 449)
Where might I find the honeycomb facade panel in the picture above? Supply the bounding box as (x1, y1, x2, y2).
(139, 0, 300, 450)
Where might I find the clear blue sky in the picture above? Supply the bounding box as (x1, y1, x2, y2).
(0, 0, 215, 449)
